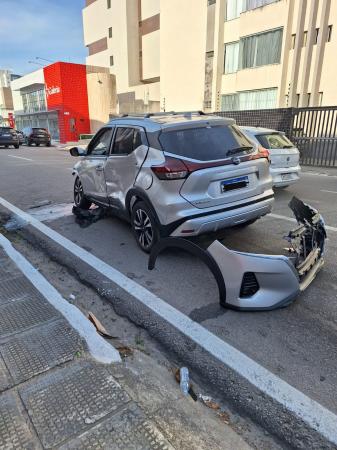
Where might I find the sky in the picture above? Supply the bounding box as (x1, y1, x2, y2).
(0, 0, 87, 75)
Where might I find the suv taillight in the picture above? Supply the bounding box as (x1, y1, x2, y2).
(151, 156, 189, 180)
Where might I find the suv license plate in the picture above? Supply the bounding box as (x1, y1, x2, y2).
(221, 176, 249, 193)
(281, 173, 293, 181)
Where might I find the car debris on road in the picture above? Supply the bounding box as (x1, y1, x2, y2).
(149, 197, 326, 310)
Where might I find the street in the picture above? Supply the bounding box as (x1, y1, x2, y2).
(0, 145, 337, 447)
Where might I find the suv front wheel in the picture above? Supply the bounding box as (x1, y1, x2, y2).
(131, 201, 160, 253)
(74, 177, 91, 209)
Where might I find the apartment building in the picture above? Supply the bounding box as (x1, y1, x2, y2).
(0, 70, 21, 126)
(82, 0, 336, 113)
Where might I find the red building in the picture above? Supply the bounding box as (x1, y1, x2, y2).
(12, 62, 116, 144)
(44, 62, 91, 143)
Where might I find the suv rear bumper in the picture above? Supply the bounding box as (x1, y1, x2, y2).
(0, 139, 19, 146)
(169, 192, 274, 236)
(271, 165, 301, 187)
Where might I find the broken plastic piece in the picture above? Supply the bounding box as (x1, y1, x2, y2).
(72, 206, 107, 228)
(149, 197, 326, 311)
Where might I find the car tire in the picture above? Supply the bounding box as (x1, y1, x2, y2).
(74, 177, 91, 209)
(35, 143, 40, 147)
(5, 145, 8, 148)
(131, 201, 160, 253)
(46, 141, 51, 147)
(14, 144, 19, 149)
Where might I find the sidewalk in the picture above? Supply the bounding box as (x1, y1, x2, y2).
(0, 234, 253, 450)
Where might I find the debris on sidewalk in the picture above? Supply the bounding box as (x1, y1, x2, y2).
(174, 368, 198, 401)
(72, 206, 107, 228)
(199, 394, 220, 410)
(88, 311, 116, 339)
(179, 367, 189, 396)
(218, 411, 231, 424)
(69, 293, 76, 301)
(116, 345, 134, 358)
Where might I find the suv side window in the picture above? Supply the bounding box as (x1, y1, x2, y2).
(112, 127, 142, 155)
(87, 127, 113, 156)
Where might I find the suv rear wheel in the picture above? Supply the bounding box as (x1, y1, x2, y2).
(131, 201, 160, 253)
(74, 177, 91, 209)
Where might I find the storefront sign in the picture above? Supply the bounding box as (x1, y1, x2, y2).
(46, 86, 61, 97)
(8, 112, 15, 128)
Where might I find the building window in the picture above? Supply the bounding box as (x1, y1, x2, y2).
(224, 42, 239, 74)
(319, 92, 323, 106)
(221, 88, 277, 111)
(21, 89, 46, 114)
(208, 0, 216, 5)
(303, 31, 308, 46)
(327, 25, 333, 42)
(291, 34, 296, 49)
(226, 0, 243, 20)
(242, 0, 279, 11)
(110, 55, 114, 66)
(240, 28, 283, 69)
(226, 0, 278, 20)
(314, 28, 319, 45)
(108, 27, 112, 38)
(107, 0, 111, 8)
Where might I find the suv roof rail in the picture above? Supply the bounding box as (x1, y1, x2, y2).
(120, 111, 207, 119)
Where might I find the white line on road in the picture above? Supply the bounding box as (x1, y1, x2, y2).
(269, 212, 337, 232)
(321, 189, 337, 194)
(7, 155, 33, 161)
(0, 232, 121, 364)
(0, 195, 336, 445)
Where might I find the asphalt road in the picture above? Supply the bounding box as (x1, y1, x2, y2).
(1, 145, 337, 417)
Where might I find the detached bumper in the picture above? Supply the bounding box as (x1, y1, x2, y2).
(149, 197, 326, 311)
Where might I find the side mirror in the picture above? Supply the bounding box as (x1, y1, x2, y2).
(69, 146, 86, 157)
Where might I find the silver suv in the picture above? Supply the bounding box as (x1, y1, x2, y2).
(70, 112, 273, 252)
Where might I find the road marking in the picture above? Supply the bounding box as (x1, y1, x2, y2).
(0, 232, 120, 364)
(269, 212, 337, 232)
(321, 189, 337, 194)
(7, 155, 33, 161)
(27, 203, 74, 222)
(0, 196, 336, 445)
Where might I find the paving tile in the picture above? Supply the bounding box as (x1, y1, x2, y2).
(0, 320, 85, 384)
(0, 391, 37, 450)
(0, 296, 60, 339)
(59, 402, 174, 450)
(0, 356, 12, 393)
(0, 276, 43, 305)
(20, 361, 130, 448)
(0, 259, 22, 282)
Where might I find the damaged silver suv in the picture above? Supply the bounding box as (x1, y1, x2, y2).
(70, 112, 273, 252)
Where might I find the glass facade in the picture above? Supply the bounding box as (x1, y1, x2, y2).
(221, 88, 278, 111)
(21, 89, 46, 113)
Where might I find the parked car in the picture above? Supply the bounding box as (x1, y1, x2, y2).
(70, 112, 274, 252)
(0, 127, 20, 148)
(15, 130, 25, 145)
(240, 127, 301, 188)
(21, 127, 51, 146)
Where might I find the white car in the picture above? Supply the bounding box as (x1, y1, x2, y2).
(240, 127, 301, 188)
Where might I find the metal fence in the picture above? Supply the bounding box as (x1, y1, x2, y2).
(291, 107, 337, 167)
(214, 106, 337, 167)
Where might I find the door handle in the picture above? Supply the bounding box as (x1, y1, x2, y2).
(96, 165, 104, 172)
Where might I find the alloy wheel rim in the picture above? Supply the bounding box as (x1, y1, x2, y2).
(74, 179, 83, 205)
(133, 209, 153, 249)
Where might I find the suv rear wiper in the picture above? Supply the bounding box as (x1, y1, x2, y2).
(226, 146, 253, 157)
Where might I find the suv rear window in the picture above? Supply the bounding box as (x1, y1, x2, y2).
(158, 125, 253, 161)
(32, 128, 48, 133)
(256, 133, 294, 149)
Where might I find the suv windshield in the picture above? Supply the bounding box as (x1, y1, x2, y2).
(159, 124, 253, 161)
(256, 133, 294, 149)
